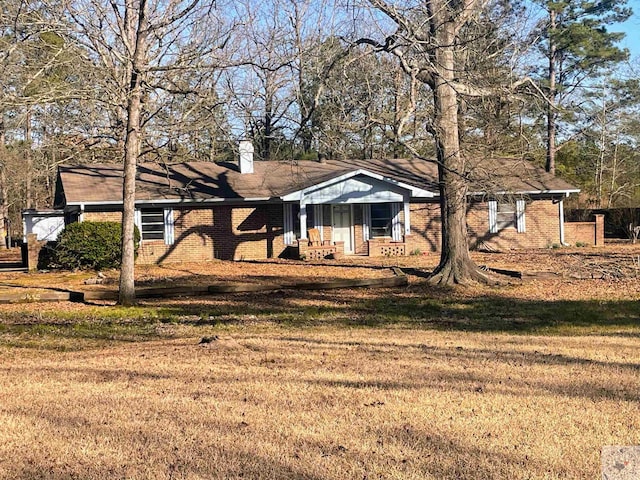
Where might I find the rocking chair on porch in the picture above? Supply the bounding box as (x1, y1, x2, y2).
(307, 228, 322, 246)
(298, 228, 342, 260)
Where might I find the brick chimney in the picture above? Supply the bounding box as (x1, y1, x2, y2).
(239, 140, 254, 174)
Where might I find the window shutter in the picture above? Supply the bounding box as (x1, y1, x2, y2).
(391, 203, 402, 241)
(362, 204, 371, 242)
(488, 201, 498, 234)
(313, 204, 324, 239)
(283, 204, 294, 245)
(164, 208, 175, 245)
(516, 199, 526, 233)
(134, 209, 142, 235)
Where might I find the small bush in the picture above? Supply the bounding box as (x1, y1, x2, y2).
(37, 241, 58, 270)
(54, 221, 140, 270)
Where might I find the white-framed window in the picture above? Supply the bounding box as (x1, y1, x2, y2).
(366, 203, 401, 241)
(135, 207, 174, 244)
(489, 199, 526, 233)
(370, 203, 393, 237)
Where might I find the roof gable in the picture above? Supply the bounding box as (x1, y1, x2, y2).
(281, 169, 434, 202)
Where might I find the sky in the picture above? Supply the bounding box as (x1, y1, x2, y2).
(614, 1, 640, 64)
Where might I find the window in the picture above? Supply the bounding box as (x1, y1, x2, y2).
(370, 203, 392, 237)
(135, 208, 174, 244)
(140, 208, 165, 240)
(496, 201, 517, 230)
(489, 199, 526, 233)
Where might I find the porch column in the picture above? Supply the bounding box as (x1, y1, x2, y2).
(403, 197, 411, 235)
(299, 201, 307, 240)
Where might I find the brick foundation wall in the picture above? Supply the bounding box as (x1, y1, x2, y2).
(564, 214, 604, 246)
(467, 199, 561, 250)
(26, 233, 47, 271)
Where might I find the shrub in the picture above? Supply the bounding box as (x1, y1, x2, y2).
(54, 221, 140, 270)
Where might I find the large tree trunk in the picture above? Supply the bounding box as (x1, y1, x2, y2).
(545, 8, 557, 175)
(0, 115, 7, 249)
(428, 18, 486, 285)
(25, 109, 33, 209)
(118, 0, 147, 306)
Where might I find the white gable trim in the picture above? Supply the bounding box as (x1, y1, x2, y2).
(281, 169, 434, 202)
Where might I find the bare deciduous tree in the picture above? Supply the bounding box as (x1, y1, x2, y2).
(66, 0, 233, 304)
(355, 0, 523, 284)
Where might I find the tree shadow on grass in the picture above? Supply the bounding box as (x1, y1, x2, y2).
(300, 344, 640, 403)
(1, 284, 639, 350)
(149, 286, 640, 334)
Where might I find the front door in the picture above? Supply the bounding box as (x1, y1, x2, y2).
(332, 205, 353, 254)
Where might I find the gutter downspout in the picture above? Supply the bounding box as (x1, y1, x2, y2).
(559, 197, 569, 246)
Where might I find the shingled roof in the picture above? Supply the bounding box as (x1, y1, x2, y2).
(55, 157, 578, 207)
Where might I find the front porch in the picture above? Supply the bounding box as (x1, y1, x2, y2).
(296, 233, 413, 260)
(280, 169, 435, 260)
(289, 203, 415, 260)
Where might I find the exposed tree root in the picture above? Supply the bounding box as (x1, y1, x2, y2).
(428, 258, 500, 286)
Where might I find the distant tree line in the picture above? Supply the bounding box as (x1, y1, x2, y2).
(0, 0, 635, 298)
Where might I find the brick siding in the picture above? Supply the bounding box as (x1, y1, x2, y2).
(467, 199, 561, 250)
(82, 198, 563, 263)
(353, 205, 367, 255)
(83, 211, 121, 222)
(85, 204, 286, 264)
(405, 203, 441, 253)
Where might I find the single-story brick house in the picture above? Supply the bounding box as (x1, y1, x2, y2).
(53, 142, 580, 264)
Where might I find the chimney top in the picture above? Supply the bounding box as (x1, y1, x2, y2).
(239, 140, 254, 174)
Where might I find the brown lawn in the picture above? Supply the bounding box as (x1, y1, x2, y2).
(0, 244, 639, 479)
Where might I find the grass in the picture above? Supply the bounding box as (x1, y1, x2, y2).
(0, 283, 638, 351)
(0, 327, 638, 479)
(0, 248, 639, 478)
